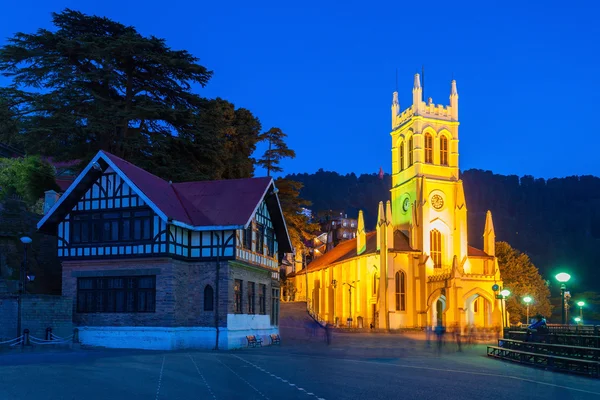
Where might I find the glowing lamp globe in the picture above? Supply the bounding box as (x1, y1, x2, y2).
(577, 301, 585, 307)
(500, 289, 511, 297)
(523, 296, 532, 304)
(555, 272, 571, 283)
(574, 317, 581, 323)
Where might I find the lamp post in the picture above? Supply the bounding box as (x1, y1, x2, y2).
(17, 236, 32, 338)
(555, 272, 571, 325)
(343, 281, 356, 328)
(577, 301, 585, 323)
(523, 296, 532, 324)
(574, 317, 582, 325)
(500, 289, 511, 328)
(331, 279, 337, 326)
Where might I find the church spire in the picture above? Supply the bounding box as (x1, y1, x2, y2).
(357, 210, 366, 255)
(483, 210, 495, 256)
(386, 200, 394, 249)
(450, 79, 459, 121)
(391, 91, 400, 128)
(376, 201, 385, 251)
(413, 73, 423, 114)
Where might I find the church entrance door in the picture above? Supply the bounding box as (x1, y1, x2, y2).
(436, 299, 444, 326)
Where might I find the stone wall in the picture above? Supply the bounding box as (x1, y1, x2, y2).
(0, 295, 18, 340)
(21, 295, 73, 339)
(0, 294, 72, 341)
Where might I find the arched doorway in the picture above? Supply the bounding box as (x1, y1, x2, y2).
(465, 293, 492, 328)
(431, 296, 446, 327)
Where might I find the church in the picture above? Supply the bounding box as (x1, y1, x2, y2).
(291, 74, 504, 331)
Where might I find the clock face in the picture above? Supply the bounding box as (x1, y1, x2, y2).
(402, 197, 410, 212)
(431, 194, 444, 210)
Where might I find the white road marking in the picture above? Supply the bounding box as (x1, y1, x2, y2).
(344, 359, 600, 396)
(233, 355, 326, 399)
(155, 355, 165, 400)
(217, 357, 270, 399)
(188, 354, 217, 399)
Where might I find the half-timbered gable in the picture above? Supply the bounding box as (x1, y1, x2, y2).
(39, 151, 291, 265)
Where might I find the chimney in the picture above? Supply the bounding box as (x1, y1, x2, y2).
(43, 190, 61, 215)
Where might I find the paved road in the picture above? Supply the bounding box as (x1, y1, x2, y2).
(0, 340, 599, 400)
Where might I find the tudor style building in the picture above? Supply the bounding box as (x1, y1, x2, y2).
(37, 150, 291, 350)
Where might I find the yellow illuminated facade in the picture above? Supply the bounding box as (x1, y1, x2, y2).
(292, 74, 504, 330)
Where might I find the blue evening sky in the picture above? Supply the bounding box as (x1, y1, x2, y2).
(1, 1, 598, 179)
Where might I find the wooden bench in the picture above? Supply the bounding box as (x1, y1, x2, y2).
(246, 335, 263, 348)
(487, 345, 600, 377)
(500, 338, 600, 361)
(269, 334, 281, 345)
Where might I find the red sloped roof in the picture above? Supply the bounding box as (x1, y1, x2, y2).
(468, 245, 491, 258)
(103, 151, 273, 228)
(38, 151, 291, 252)
(297, 230, 415, 274)
(173, 178, 271, 227)
(102, 151, 192, 224)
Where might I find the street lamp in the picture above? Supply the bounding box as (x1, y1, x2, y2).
(574, 317, 582, 324)
(331, 279, 338, 326)
(343, 281, 357, 328)
(555, 272, 571, 325)
(577, 301, 585, 323)
(523, 296, 532, 324)
(500, 289, 511, 328)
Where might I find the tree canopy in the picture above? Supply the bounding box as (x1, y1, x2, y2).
(275, 178, 319, 250)
(495, 241, 552, 324)
(0, 156, 59, 206)
(0, 9, 263, 182)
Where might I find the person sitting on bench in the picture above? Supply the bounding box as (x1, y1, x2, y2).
(525, 314, 547, 342)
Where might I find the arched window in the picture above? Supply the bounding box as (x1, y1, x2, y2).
(430, 229, 442, 269)
(373, 274, 377, 295)
(395, 271, 406, 311)
(424, 133, 433, 163)
(204, 285, 214, 311)
(399, 141, 405, 171)
(440, 135, 448, 166)
(408, 137, 414, 166)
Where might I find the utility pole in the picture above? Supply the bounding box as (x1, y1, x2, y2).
(214, 232, 221, 350)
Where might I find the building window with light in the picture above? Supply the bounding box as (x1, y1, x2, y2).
(399, 141, 405, 171)
(425, 133, 433, 163)
(430, 229, 442, 269)
(440, 135, 448, 166)
(408, 137, 413, 166)
(395, 271, 406, 311)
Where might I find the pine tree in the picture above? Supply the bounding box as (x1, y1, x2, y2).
(257, 127, 295, 176)
(0, 9, 217, 176)
(275, 178, 319, 250)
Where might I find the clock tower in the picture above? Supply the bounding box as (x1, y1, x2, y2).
(390, 74, 468, 272)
